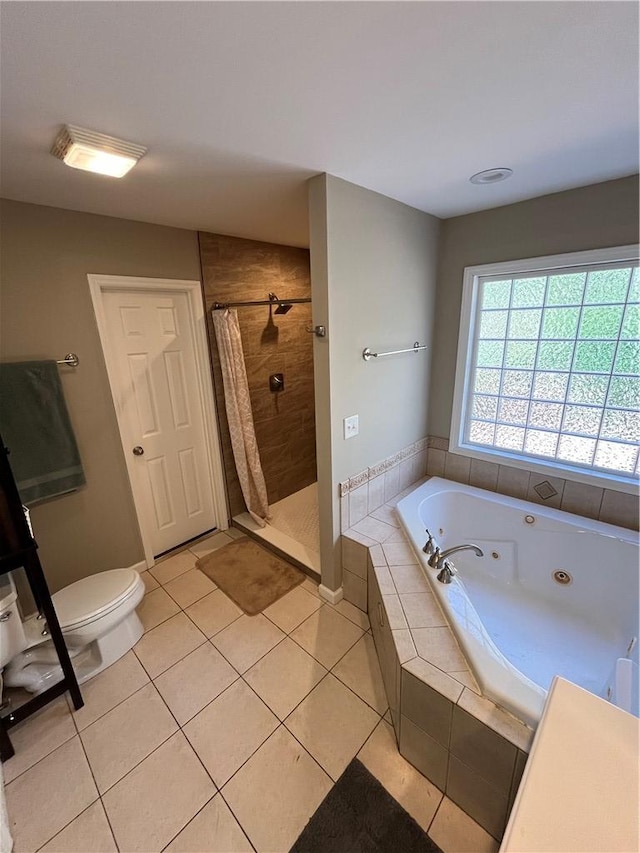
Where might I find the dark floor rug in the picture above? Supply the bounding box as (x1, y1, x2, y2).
(290, 759, 443, 853)
(196, 537, 304, 615)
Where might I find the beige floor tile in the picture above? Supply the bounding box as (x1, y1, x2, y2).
(164, 568, 218, 609)
(186, 589, 243, 638)
(103, 731, 215, 853)
(137, 587, 180, 632)
(164, 794, 252, 853)
(358, 719, 443, 832)
(189, 530, 235, 558)
(69, 651, 149, 731)
(134, 612, 207, 678)
(290, 606, 364, 669)
(80, 682, 178, 793)
(212, 614, 285, 673)
(285, 673, 379, 780)
(225, 527, 247, 540)
(263, 585, 322, 633)
(3, 696, 76, 784)
(140, 570, 159, 594)
(154, 642, 239, 726)
(244, 637, 327, 720)
(332, 598, 371, 630)
(429, 796, 500, 853)
(39, 801, 117, 853)
(5, 737, 98, 852)
(150, 550, 197, 585)
(222, 726, 332, 853)
(301, 577, 321, 598)
(183, 680, 278, 787)
(332, 633, 388, 714)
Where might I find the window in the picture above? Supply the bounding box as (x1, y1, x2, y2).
(451, 245, 640, 492)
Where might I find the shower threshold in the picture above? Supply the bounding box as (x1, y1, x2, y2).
(233, 483, 320, 579)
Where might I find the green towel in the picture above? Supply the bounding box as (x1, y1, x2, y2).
(0, 360, 86, 505)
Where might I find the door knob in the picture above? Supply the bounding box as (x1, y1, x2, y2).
(132, 446, 144, 456)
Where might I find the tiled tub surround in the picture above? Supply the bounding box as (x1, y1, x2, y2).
(340, 436, 639, 544)
(343, 514, 533, 840)
(397, 477, 639, 728)
(426, 436, 639, 531)
(340, 451, 636, 838)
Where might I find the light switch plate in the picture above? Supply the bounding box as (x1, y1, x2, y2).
(344, 414, 359, 439)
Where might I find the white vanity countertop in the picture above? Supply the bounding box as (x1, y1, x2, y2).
(500, 676, 639, 853)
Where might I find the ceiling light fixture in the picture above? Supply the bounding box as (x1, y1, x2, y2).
(51, 125, 146, 178)
(469, 167, 513, 185)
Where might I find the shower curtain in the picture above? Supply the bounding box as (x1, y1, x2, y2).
(212, 309, 270, 527)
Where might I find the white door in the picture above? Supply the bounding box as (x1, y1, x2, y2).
(102, 288, 218, 556)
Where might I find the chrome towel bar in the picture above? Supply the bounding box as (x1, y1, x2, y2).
(362, 342, 426, 361)
(56, 353, 79, 367)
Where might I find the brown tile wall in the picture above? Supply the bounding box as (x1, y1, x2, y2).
(199, 233, 316, 518)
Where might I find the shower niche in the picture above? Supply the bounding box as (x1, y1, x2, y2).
(199, 232, 320, 575)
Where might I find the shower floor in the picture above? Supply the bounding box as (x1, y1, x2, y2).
(233, 483, 320, 577)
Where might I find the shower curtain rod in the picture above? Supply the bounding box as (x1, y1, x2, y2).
(212, 296, 312, 310)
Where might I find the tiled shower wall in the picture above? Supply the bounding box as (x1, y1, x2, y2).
(199, 233, 316, 517)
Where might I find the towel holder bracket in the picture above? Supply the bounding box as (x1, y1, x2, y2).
(57, 353, 79, 367)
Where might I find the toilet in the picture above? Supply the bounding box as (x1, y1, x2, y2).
(3, 568, 145, 694)
(0, 574, 28, 670)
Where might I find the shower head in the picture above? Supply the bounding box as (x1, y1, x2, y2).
(269, 293, 294, 315)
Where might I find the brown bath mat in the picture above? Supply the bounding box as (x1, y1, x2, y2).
(196, 538, 304, 615)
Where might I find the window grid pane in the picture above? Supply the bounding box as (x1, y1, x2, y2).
(466, 262, 640, 478)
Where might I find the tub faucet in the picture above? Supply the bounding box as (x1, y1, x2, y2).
(428, 544, 484, 584)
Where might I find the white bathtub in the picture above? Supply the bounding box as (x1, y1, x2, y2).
(396, 477, 639, 727)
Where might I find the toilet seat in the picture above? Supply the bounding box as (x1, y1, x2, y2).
(53, 568, 141, 632)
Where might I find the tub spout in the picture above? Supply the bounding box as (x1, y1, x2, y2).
(432, 543, 484, 581)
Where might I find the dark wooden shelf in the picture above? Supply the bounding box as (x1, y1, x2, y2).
(0, 436, 83, 763)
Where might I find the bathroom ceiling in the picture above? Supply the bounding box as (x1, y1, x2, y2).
(1, 1, 638, 247)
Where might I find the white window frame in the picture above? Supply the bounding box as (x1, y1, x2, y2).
(450, 244, 640, 495)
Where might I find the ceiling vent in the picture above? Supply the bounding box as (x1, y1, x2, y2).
(51, 125, 146, 178)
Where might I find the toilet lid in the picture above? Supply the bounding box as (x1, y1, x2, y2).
(53, 568, 140, 630)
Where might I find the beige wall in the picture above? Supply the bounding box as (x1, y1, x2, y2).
(430, 175, 640, 439)
(0, 199, 202, 592)
(309, 174, 440, 589)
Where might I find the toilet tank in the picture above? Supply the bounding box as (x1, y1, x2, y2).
(0, 573, 27, 668)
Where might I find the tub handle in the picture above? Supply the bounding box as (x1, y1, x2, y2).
(377, 602, 385, 628)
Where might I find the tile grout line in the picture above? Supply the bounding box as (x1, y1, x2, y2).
(12, 576, 389, 853)
(3, 701, 78, 788)
(157, 792, 219, 853)
(83, 682, 183, 799)
(215, 789, 259, 853)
